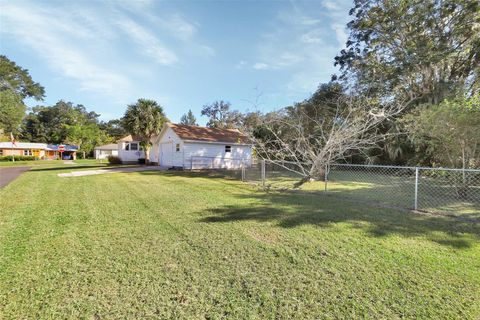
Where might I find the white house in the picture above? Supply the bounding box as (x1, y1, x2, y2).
(117, 135, 145, 164)
(94, 143, 119, 159)
(150, 123, 252, 169)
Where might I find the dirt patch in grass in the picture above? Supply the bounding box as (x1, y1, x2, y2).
(245, 227, 281, 245)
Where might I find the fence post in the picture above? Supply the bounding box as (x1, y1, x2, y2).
(324, 164, 328, 192)
(261, 159, 266, 187)
(414, 167, 419, 210)
(241, 162, 245, 182)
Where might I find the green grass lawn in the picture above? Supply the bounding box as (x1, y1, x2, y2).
(0, 159, 136, 172)
(0, 166, 479, 319)
(0, 159, 101, 167)
(0, 159, 63, 167)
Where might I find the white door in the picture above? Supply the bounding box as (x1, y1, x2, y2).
(159, 142, 173, 166)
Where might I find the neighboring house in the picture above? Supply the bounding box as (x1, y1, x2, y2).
(117, 135, 145, 164)
(0, 142, 78, 160)
(150, 123, 252, 169)
(94, 143, 119, 159)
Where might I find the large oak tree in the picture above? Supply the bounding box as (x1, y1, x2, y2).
(0, 56, 45, 134)
(335, 0, 480, 105)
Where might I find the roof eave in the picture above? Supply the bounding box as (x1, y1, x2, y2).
(183, 139, 252, 146)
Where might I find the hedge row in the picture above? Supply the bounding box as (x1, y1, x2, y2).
(107, 155, 122, 164)
(0, 155, 37, 161)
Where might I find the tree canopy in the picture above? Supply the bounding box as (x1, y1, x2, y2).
(122, 99, 167, 162)
(334, 0, 480, 106)
(0, 55, 45, 100)
(100, 119, 128, 139)
(0, 90, 26, 133)
(201, 100, 242, 129)
(19, 101, 113, 157)
(180, 109, 198, 126)
(403, 93, 480, 169)
(0, 56, 45, 134)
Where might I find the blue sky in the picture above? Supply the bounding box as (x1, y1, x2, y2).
(0, 0, 352, 125)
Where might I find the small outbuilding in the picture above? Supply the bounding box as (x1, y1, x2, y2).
(150, 123, 252, 169)
(94, 143, 119, 160)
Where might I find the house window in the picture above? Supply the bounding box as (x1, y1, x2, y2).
(24, 149, 33, 156)
(176, 143, 180, 152)
(0, 149, 3, 156)
(125, 142, 139, 151)
(225, 145, 231, 153)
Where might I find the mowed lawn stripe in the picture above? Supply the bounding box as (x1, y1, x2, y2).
(0, 169, 479, 319)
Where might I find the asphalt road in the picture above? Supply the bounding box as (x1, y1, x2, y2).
(0, 166, 30, 188)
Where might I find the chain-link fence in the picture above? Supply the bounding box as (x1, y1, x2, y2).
(189, 156, 249, 180)
(241, 161, 480, 217)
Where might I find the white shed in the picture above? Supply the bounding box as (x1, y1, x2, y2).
(150, 123, 252, 169)
(94, 143, 118, 159)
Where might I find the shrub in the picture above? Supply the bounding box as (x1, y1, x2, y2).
(0, 155, 36, 161)
(138, 158, 146, 164)
(107, 155, 122, 165)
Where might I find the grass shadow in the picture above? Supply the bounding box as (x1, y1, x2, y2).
(200, 191, 480, 249)
(137, 169, 242, 180)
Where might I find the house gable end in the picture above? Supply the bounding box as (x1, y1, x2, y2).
(155, 123, 183, 144)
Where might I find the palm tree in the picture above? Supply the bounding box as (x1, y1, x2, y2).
(122, 99, 167, 163)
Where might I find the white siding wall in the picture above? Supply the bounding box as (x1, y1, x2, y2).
(184, 142, 252, 169)
(152, 127, 184, 166)
(118, 141, 145, 163)
(95, 149, 118, 159)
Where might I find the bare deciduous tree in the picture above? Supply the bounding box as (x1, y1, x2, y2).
(249, 95, 409, 186)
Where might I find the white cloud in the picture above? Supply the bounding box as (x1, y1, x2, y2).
(322, 0, 340, 11)
(161, 14, 198, 41)
(322, 0, 351, 48)
(0, 2, 132, 100)
(236, 60, 248, 69)
(253, 63, 269, 70)
(0, 0, 215, 104)
(110, 0, 155, 11)
(247, 1, 351, 96)
(146, 12, 215, 57)
(331, 23, 348, 47)
(277, 10, 321, 27)
(116, 17, 178, 65)
(301, 29, 324, 44)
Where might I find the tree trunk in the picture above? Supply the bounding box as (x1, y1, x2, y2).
(293, 176, 312, 188)
(293, 163, 326, 188)
(145, 145, 150, 165)
(309, 162, 326, 181)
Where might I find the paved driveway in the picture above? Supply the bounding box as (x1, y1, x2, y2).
(0, 167, 30, 188)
